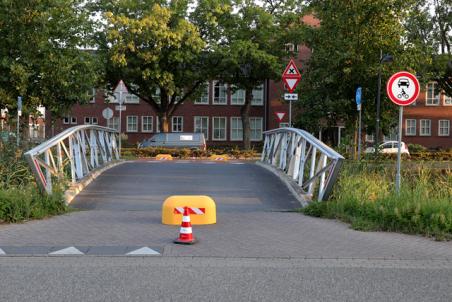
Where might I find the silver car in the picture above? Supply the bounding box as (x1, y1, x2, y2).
(138, 133, 206, 150)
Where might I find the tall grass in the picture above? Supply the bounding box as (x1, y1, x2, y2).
(0, 141, 68, 223)
(302, 161, 452, 240)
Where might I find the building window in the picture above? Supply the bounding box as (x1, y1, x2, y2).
(71, 117, 77, 124)
(89, 88, 96, 103)
(63, 117, 70, 124)
(194, 116, 209, 140)
(439, 120, 450, 136)
(405, 119, 416, 136)
(444, 93, 452, 105)
(212, 117, 227, 140)
(195, 83, 209, 104)
(231, 87, 245, 105)
(152, 88, 161, 104)
(251, 84, 264, 105)
(124, 93, 139, 104)
(126, 116, 138, 132)
(172, 116, 183, 132)
(420, 119, 431, 136)
(107, 117, 119, 131)
(142, 116, 153, 133)
(426, 82, 440, 105)
(250, 117, 263, 141)
(213, 81, 227, 105)
(230, 117, 243, 141)
(285, 43, 298, 52)
(365, 134, 374, 142)
(84, 117, 98, 125)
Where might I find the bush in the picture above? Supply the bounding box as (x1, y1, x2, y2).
(408, 143, 427, 153)
(121, 146, 260, 159)
(302, 162, 452, 240)
(0, 142, 34, 188)
(0, 186, 67, 223)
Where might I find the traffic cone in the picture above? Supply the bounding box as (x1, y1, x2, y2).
(174, 207, 196, 244)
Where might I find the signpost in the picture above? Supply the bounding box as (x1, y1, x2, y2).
(17, 96, 22, 146)
(114, 80, 128, 155)
(386, 71, 420, 193)
(281, 59, 301, 126)
(356, 87, 362, 160)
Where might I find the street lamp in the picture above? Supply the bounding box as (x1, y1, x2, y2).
(374, 51, 393, 154)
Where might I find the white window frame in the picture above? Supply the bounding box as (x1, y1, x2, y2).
(156, 118, 160, 133)
(230, 117, 243, 141)
(231, 87, 245, 105)
(141, 116, 153, 133)
(426, 82, 440, 106)
(444, 93, 452, 106)
(84, 117, 91, 124)
(126, 116, 138, 132)
(438, 120, 450, 136)
(213, 81, 227, 105)
(89, 88, 96, 103)
(405, 119, 416, 136)
(107, 116, 119, 131)
(250, 117, 263, 141)
(63, 117, 70, 124)
(420, 119, 431, 136)
(195, 83, 209, 105)
(212, 117, 227, 141)
(71, 117, 77, 125)
(251, 84, 264, 106)
(194, 116, 209, 141)
(124, 93, 140, 104)
(84, 117, 97, 125)
(172, 116, 183, 132)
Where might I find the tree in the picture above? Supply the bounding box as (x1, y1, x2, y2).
(0, 0, 100, 117)
(296, 0, 424, 138)
(98, 0, 215, 132)
(200, 0, 298, 149)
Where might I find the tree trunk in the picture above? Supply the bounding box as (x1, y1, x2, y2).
(241, 89, 253, 150)
(159, 113, 170, 132)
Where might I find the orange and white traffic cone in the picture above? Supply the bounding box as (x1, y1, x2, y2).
(174, 206, 196, 244)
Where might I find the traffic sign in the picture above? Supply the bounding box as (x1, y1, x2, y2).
(114, 80, 128, 94)
(282, 59, 301, 93)
(102, 108, 114, 119)
(275, 112, 286, 122)
(386, 71, 420, 106)
(284, 93, 298, 101)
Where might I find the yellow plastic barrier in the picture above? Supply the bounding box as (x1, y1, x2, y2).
(162, 195, 216, 225)
(209, 154, 229, 161)
(155, 154, 173, 160)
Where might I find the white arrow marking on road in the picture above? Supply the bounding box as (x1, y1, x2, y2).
(49, 247, 84, 255)
(126, 247, 160, 256)
(0, 248, 5, 255)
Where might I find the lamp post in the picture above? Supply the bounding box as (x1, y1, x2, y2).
(375, 51, 393, 155)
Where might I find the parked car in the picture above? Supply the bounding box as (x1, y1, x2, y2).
(365, 141, 410, 155)
(138, 133, 206, 150)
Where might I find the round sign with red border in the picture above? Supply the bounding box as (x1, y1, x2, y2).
(386, 71, 420, 106)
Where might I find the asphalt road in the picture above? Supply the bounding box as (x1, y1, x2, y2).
(1, 160, 452, 301)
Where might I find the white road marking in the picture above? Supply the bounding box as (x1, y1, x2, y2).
(49, 247, 84, 255)
(126, 247, 160, 256)
(0, 248, 5, 255)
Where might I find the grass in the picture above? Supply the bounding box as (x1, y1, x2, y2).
(301, 161, 452, 240)
(0, 141, 69, 223)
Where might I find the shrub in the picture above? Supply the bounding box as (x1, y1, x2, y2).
(408, 143, 427, 153)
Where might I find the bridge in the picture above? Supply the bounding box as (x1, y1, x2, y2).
(1, 126, 452, 301)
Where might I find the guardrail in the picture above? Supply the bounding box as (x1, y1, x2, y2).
(25, 125, 120, 194)
(261, 128, 344, 202)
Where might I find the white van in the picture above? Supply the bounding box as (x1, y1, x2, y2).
(138, 133, 206, 150)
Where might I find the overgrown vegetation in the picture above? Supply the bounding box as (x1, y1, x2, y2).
(302, 161, 452, 240)
(0, 141, 68, 223)
(121, 146, 260, 159)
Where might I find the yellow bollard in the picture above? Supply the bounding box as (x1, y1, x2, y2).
(162, 195, 216, 225)
(209, 154, 229, 161)
(155, 154, 173, 160)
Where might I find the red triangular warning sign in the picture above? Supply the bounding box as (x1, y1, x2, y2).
(282, 59, 301, 78)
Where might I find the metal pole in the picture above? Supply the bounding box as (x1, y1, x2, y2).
(289, 99, 292, 127)
(395, 106, 403, 193)
(16, 112, 20, 147)
(357, 106, 362, 160)
(375, 50, 383, 156)
(119, 91, 122, 156)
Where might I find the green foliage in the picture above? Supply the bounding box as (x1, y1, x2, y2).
(302, 162, 452, 240)
(0, 0, 101, 117)
(0, 187, 66, 223)
(121, 146, 259, 159)
(408, 143, 427, 153)
(0, 142, 34, 188)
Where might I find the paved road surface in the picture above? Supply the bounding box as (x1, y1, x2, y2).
(0, 160, 451, 301)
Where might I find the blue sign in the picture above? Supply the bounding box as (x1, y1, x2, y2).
(355, 87, 362, 105)
(17, 96, 22, 111)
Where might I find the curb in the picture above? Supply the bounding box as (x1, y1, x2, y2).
(64, 160, 126, 205)
(255, 161, 309, 207)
